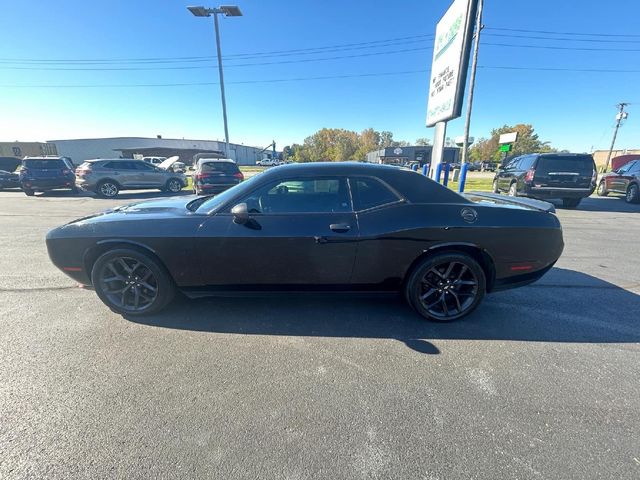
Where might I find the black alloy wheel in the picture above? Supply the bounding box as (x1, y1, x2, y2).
(406, 252, 486, 322)
(92, 249, 175, 315)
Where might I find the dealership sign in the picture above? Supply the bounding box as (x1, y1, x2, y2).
(426, 0, 478, 127)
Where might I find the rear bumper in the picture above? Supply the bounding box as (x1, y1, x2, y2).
(524, 185, 595, 199)
(196, 183, 238, 193)
(21, 178, 76, 190)
(492, 262, 556, 292)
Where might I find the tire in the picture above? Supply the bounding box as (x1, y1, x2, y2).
(562, 198, 581, 209)
(96, 180, 119, 198)
(596, 181, 608, 197)
(626, 183, 640, 204)
(405, 252, 486, 322)
(91, 248, 175, 316)
(508, 182, 518, 197)
(71, 186, 80, 194)
(165, 178, 182, 194)
(23, 189, 35, 197)
(492, 179, 499, 193)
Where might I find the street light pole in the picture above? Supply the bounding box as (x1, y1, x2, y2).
(212, 11, 230, 158)
(188, 5, 243, 159)
(603, 102, 628, 173)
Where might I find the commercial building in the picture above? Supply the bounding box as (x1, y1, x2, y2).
(0, 141, 57, 159)
(592, 149, 640, 169)
(47, 137, 280, 166)
(366, 146, 460, 166)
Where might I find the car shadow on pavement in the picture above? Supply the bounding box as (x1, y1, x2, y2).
(561, 196, 639, 213)
(126, 267, 640, 355)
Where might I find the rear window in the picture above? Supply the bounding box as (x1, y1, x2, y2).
(536, 155, 594, 175)
(201, 162, 239, 174)
(22, 159, 65, 169)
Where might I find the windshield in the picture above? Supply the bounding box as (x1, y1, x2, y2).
(23, 159, 65, 169)
(195, 172, 264, 213)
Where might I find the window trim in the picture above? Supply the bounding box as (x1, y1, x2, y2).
(221, 175, 354, 215)
(348, 175, 405, 213)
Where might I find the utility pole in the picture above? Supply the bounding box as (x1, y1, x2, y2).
(460, 0, 483, 167)
(603, 102, 629, 172)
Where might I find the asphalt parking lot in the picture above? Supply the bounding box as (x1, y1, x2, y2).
(0, 189, 638, 479)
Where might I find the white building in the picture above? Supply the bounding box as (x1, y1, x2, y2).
(47, 137, 280, 166)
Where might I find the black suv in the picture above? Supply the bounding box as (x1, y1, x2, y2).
(19, 156, 78, 196)
(493, 153, 596, 208)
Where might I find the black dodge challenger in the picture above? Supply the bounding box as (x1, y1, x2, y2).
(46, 162, 564, 321)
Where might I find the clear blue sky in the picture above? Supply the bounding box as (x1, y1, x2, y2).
(1, 0, 639, 152)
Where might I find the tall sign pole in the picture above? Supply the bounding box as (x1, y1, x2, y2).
(426, 0, 478, 181)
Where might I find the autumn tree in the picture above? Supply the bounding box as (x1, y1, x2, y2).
(469, 124, 556, 161)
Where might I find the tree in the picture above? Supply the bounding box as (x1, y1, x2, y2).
(469, 124, 556, 161)
(415, 137, 431, 146)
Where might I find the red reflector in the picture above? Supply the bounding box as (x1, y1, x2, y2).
(510, 265, 533, 271)
(63, 267, 83, 272)
(233, 172, 244, 180)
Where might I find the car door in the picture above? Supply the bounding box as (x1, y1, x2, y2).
(102, 161, 138, 187)
(134, 161, 166, 187)
(498, 157, 519, 191)
(195, 176, 359, 286)
(617, 161, 637, 192)
(609, 162, 633, 193)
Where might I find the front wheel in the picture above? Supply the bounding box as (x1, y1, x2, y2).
(405, 252, 486, 322)
(596, 181, 608, 197)
(562, 198, 581, 209)
(626, 183, 640, 204)
(165, 178, 183, 193)
(91, 249, 175, 316)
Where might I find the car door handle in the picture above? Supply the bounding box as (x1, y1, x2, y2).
(330, 223, 351, 233)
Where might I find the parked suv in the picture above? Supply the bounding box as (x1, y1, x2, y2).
(597, 159, 640, 203)
(192, 159, 243, 195)
(19, 156, 77, 196)
(493, 153, 597, 208)
(75, 159, 186, 198)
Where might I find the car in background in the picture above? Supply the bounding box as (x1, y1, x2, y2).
(597, 159, 640, 203)
(75, 159, 186, 198)
(480, 161, 498, 172)
(0, 157, 21, 173)
(193, 159, 243, 195)
(19, 156, 78, 196)
(0, 169, 20, 190)
(493, 153, 597, 208)
(256, 158, 279, 167)
(142, 157, 167, 166)
(467, 162, 481, 171)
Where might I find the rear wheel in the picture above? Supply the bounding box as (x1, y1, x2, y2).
(405, 252, 486, 322)
(96, 180, 119, 198)
(508, 182, 518, 197)
(626, 183, 640, 204)
(492, 179, 499, 193)
(91, 249, 175, 316)
(562, 198, 581, 209)
(165, 178, 182, 193)
(596, 181, 608, 197)
(23, 188, 35, 197)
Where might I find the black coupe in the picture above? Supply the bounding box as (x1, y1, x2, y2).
(46, 162, 564, 321)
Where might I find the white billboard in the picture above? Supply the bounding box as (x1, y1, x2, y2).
(499, 132, 518, 144)
(426, 0, 478, 127)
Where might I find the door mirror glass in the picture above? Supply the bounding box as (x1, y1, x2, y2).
(231, 202, 250, 224)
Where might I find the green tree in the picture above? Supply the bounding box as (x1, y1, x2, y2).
(469, 124, 556, 161)
(415, 137, 431, 146)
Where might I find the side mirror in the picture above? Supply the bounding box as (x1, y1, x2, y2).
(231, 202, 249, 224)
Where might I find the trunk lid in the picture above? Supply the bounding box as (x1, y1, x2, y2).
(533, 155, 594, 189)
(464, 192, 556, 213)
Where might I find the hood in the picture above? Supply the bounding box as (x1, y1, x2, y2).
(464, 192, 556, 213)
(157, 155, 181, 170)
(113, 195, 199, 214)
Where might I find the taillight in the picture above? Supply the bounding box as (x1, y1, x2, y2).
(233, 172, 244, 180)
(62, 168, 72, 175)
(524, 168, 535, 183)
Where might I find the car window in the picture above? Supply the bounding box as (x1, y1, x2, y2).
(351, 177, 401, 211)
(22, 159, 65, 169)
(536, 155, 594, 175)
(239, 177, 351, 214)
(132, 162, 155, 171)
(519, 156, 535, 170)
(627, 161, 640, 173)
(201, 162, 239, 174)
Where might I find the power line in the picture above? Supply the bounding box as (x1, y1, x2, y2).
(484, 32, 640, 44)
(483, 42, 640, 52)
(3, 65, 640, 89)
(486, 27, 640, 38)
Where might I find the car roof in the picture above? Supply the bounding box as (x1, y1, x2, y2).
(85, 158, 141, 162)
(200, 158, 235, 163)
